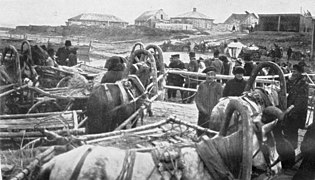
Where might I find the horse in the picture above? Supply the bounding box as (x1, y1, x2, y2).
(37, 99, 287, 180)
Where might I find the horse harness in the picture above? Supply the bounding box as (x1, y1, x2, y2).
(69, 147, 137, 180)
(101, 75, 148, 114)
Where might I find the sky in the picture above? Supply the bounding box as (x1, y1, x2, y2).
(0, 0, 314, 28)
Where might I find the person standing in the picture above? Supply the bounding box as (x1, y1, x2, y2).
(211, 50, 224, 74)
(223, 66, 246, 97)
(46, 48, 58, 67)
(243, 53, 256, 76)
(195, 70, 223, 136)
(284, 64, 309, 149)
(287, 46, 293, 61)
(56, 40, 77, 66)
(167, 54, 186, 101)
(183, 52, 199, 103)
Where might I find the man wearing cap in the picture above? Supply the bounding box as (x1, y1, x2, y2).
(284, 64, 308, 149)
(183, 52, 199, 103)
(167, 54, 186, 101)
(56, 40, 76, 66)
(223, 66, 246, 97)
(195, 70, 223, 136)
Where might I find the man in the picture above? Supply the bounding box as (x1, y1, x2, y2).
(56, 40, 77, 66)
(167, 54, 186, 101)
(195, 70, 223, 136)
(211, 50, 224, 74)
(243, 53, 256, 76)
(287, 46, 292, 61)
(284, 64, 308, 149)
(183, 52, 199, 103)
(223, 66, 246, 97)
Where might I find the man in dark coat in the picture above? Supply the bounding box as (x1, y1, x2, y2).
(56, 40, 77, 66)
(284, 64, 309, 149)
(210, 50, 224, 74)
(195, 70, 222, 136)
(167, 54, 186, 101)
(183, 52, 199, 103)
(223, 66, 247, 97)
(287, 46, 293, 61)
(243, 53, 256, 76)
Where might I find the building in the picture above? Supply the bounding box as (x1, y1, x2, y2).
(224, 11, 258, 31)
(134, 9, 169, 28)
(155, 23, 193, 31)
(170, 8, 214, 30)
(258, 13, 313, 33)
(67, 13, 128, 28)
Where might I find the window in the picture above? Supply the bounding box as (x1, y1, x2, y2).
(161, 14, 163, 20)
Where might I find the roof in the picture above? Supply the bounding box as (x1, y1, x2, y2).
(173, 9, 213, 20)
(224, 13, 257, 23)
(68, 13, 127, 23)
(135, 9, 162, 21)
(258, 13, 303, 17)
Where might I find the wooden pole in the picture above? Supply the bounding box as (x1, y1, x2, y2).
(0, 110, 82, 119)
(277, 16, 281, 32)
(311, 19, 315, 71)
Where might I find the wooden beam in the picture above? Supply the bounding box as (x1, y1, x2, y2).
(311, 19, 315, 71)
(277, 16, 281, 31)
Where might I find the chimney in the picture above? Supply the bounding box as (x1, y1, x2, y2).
(193, 8, 196, 12)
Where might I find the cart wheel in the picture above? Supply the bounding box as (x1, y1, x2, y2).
(218, 99, 253, 180)
(27, 99, 62, 113)
(56, 76, 72, 88)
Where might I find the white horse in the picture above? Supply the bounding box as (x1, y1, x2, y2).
(37, 99, 285, 180)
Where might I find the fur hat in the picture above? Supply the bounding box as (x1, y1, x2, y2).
(189, 52, 196, 58)
(219, 55, 228, 62)
(213, 49, 220, 57)
(233, 66, 245, 74)
(65, 40, 72, 47)
(203, 66, 217, 74)
(293, 64, 304, 73)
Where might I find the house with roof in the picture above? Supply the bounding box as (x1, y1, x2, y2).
(170, 8, 214, 30)
(67, 13, 128, 28)
(258, 13, 313, 33)
(224, 11, 258, 31)
(134, 9, 169, 28)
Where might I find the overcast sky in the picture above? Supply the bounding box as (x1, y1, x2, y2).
(1, 0, 314, 28)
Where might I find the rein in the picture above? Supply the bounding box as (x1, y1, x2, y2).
(69, 147, 93, 180)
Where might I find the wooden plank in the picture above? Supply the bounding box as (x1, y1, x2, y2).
(0, 114, 73, 124)
(2, 123, 73, 130)
(73, 111, 78, 130)
(0, 110, 82, 119)
(0, 128, 85, 138)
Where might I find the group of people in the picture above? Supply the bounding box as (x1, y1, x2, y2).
(166, 50, 234, 103)
(40, 40, 78, 67)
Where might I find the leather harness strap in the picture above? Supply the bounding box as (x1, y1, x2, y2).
(70, 147, 93, 180)
(116, 150, 137, 180)
(116, 81, 129, 105)
(102, 84, 114, 111)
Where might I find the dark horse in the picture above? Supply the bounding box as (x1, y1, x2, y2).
(86, 49, 161, 134)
